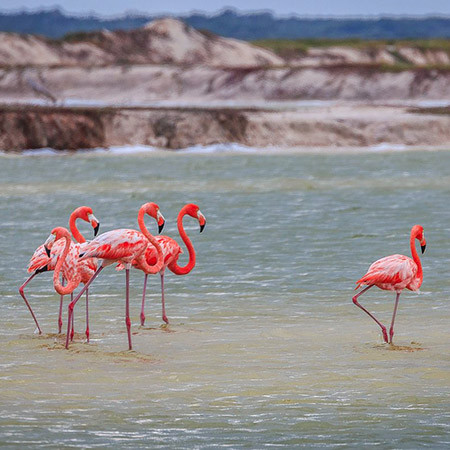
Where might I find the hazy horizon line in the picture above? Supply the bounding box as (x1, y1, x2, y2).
(1, 5, 450, 21)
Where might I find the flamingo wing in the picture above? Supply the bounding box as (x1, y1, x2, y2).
(117, 235, 182, 272)
(79, 229, 148, 263)
(27, 239, 66, 273)
(148, 236, 182, 267)
(27, 245, 51, 273)
(356, 254, 418, 291)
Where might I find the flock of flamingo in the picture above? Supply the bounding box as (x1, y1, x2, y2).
(19, 202, 426, 349)
(19, 203, 206, 350)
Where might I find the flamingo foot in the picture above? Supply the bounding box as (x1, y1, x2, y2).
(389, 328, 394, 344)
(85, 328, 90, 343)
(70, 328, 74, 342)
(162, 315, 169, 325)
(382, 327, 389, 344)
(140, 313, 145, 327)
(58, 318, 63, 334)
(126, 316, 132, 350)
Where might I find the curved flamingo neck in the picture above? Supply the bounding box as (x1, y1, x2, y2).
(69, 211, 86, 243)
(410, 232, 423, 283)
(53, 235, 79, 295)
(170, 207, 196, 275)
(137, 208, 164, 274)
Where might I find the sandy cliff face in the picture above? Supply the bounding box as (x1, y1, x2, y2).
(2, 19, 449, 70)
(1, 105, 450, 151)
(284, 46, 450, 67)
(0, 19, 283, 68)
(1, 65, 448, 104)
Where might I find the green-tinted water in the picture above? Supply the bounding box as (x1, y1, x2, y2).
(0, 149, 449, 448)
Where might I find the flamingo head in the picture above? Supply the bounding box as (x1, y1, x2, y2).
(44, 226, 71, 256)
(183, 203, 206, 233)
(412, 225, 426, 254)
(141, 202, 165, 234)
(74, 206, 100, 237)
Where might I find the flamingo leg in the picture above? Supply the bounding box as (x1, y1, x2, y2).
(389, 293, 401, 344)
(70, 292, 75, 342)
(161, 270, 169, 324)
(125, 267, 132, 350)
(352, 286, 388, 343)
(66, 265, 103, 349)
(85, 288, 90, 342)
(140, 274, 148, 326)
(18, 272, 42, 334)
(58, 294, 64, 333)
(58, 277, 65, 334)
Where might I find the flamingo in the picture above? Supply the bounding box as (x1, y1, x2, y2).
(19, 206, 100, 334)
(353, 225, 426, 344)
(133, 203, 206, 326)
(55, 202, 165, 350)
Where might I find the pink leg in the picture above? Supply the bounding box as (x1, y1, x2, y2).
(58, 277, 65, 334)
(161, 270, 169, 324)
(140, 274, 148, 326)
(70, 293, 75, 342)
(389, 293, 401, 344)
(85, 288, 90, 342)
(352, 285, 388, 343)
(66, 266, 103, 349)
(125, 268, 132, 350)
(18, 272, 42, 334)
(58, 294, 64, 333)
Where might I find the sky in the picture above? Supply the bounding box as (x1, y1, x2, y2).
(2, 0, 450, 16)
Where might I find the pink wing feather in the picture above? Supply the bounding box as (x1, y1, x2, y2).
(356, 254, 419, 291)
(116, 235, 182, 272)
(80, 229, 148, 264)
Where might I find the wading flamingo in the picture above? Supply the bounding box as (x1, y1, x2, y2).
(19, 206, 100, 334)
(134, 203, 206, 326)
(59, 203, 165, 350)
(353, 225, 426, 344)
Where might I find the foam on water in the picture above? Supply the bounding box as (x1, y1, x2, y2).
(369, 143, 408, 152)
(179, 143, 262, 154)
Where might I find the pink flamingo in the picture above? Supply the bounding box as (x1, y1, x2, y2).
(19, 206, 100, 334)
(133, 203, 206, 326)
(57, 202, 165, 350)
(353, 225, 426, 344)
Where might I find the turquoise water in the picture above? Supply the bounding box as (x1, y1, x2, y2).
(0, 149, 449, 448)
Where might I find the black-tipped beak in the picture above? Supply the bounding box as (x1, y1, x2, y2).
(36, 265, 48, 274)
(200, 223, 205, 233)
(158, 221, 165, 234)
(421, 244, 426, 254)
(93, 223, 100, 237)
(44, 246, 51, 257)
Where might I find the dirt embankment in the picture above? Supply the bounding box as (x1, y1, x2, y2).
(1, 104, 450, 151)
(1, 65, 449, 104)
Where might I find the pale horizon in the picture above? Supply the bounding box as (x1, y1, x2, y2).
(2, 0, 450, 18)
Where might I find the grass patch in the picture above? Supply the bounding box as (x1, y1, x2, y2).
(409, 106, 450, 115)
(252, 38, 450, 54)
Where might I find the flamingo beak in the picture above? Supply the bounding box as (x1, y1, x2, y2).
(421, 237, 426, 254)
(157, 210, 165, 234)
(88, 214, 100, 237)
(198, 211, 206, 233)
(43, 233, 55, 257)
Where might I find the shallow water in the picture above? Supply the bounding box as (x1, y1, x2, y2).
(0, 148, 449, 448)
